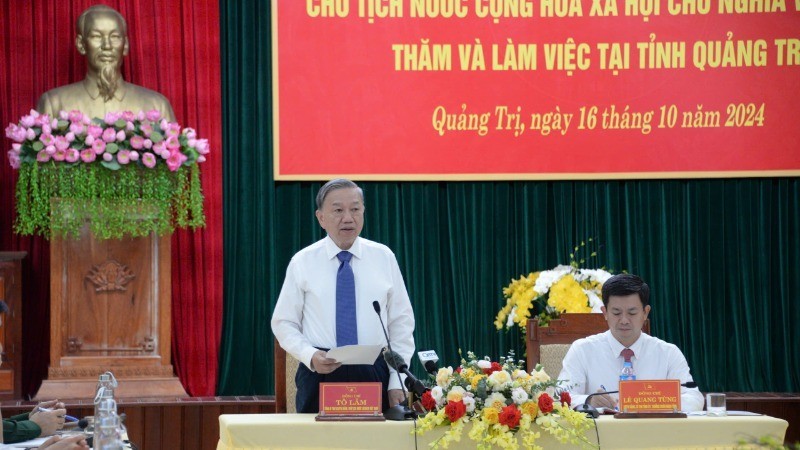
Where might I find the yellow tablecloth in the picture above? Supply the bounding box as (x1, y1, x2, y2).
(217, 413, 788, 450)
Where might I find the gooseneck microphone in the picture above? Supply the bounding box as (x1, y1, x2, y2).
(372, 301, 407, 400)
(384, 350, 428, 397)
(575, 390, 620, 418)
(575, 381, 700, 418)
(373, 301, 417, 420)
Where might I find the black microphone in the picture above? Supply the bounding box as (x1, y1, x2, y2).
(418, 350, 439, 375)
(64, 417, 90, 430)
(372, 301, 407, 397)
(424, 360, 438, 375)
(574, 390, 620, 418)
(385, 349, 428, 397)
(372, 301, 416, 421)
(575, 381, 700, 418)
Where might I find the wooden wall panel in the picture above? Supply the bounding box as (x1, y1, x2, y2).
(182, 404, 202, 450)
(161, 405, 183, 449)
(0, 396, 274, 450)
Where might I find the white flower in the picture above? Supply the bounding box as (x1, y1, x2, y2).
(436, 367, 453, 387)
(511, 387, 529, 405)
(531, 368, 550, 383)
(586, 290, 604, 312)
(485, 392, 507, 409)
(487, 370, 512, 390)
(506, 306, 517, 327)
(431, 386, 445, 407)
(462, 395, 476, 413)
(533, 265, 571, 295)
(477, 360, 492, 370)
(446, 386, 467, 402)
(512, 369, 529, 380)
(578, 268, 613, 284)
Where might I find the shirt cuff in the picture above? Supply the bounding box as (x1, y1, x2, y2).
(301, 347, 320, 372)
(387, 370, 406, 391)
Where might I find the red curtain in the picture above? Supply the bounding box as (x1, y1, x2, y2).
(0, 0, 223, 397)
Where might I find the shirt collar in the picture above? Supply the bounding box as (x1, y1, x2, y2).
(324, 235, 362, 260)
(604, 329, 646, 359)
(82, 78, 128, 101)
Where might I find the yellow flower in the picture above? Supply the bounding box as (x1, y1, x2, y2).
(461, 368, 476, 380)
(487, 370, 512, 389)
(446, 386, 466, 402)
(497, 260, 612, 331)
(547, 274, 591, 313)
(531, 368, 550, 383)
(482, 406, 500, 424)
(470, 374, 485, 390)
(436, 367, 453, 387)
(521, 401, 540, 417)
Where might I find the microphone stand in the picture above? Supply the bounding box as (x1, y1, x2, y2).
(373, 301, 417, 421)
(575, 390, 619, 418)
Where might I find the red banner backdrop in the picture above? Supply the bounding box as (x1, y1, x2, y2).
(273, 0, 800, 180)
(0, 0, 222, 396)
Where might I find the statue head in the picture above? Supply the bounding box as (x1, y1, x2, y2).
(75, 5, 130, 101)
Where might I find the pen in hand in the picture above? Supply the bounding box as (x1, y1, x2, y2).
(596, 385, 618, 411)
(37, 406, 78, 422)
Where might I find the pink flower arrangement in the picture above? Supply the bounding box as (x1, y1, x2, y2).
(5, 109, 209, 171)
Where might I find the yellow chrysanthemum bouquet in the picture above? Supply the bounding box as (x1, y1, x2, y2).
(495, 241, 612, 331)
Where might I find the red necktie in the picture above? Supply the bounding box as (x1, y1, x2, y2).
(621, 348, 634, 363)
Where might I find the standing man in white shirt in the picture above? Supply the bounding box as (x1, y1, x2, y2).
(271, 179, 416, 413)
(558, 274, 705, 412)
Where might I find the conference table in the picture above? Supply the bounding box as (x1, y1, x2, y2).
(217, 413, 788, 450)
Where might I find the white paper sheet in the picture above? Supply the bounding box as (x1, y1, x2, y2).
(687, 410, 763, 416)
(1, 433, 81, 449)
(326, 344, 384, 365)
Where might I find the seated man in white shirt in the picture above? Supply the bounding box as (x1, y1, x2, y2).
(271, 178, 416, 413)
(558, 273, 704, 412)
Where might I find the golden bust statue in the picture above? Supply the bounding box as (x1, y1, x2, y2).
(36, 5, 176, 121)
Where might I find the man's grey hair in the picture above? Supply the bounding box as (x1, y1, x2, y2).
(77, 5, 128, 36)
(316, 178, 364, 210)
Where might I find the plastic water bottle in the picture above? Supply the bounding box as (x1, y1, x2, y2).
(94, 412, 124, 449)
(93, 372, 118, 429)
(620, 361, 636, 381)
(96, 372, 117, 398)
(94, 373, 115, 413)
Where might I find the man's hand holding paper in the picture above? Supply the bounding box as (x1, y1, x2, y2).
(325, 344, 383, 365)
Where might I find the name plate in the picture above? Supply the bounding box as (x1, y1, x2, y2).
(619, 380, 681, 413)
(316, 382, 384, 421)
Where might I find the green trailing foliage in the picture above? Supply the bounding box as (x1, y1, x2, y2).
(14, 162, 205, 239)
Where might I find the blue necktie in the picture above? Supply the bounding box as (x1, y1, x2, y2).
(336, 251, 358, 346)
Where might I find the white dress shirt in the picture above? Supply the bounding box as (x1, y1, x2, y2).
(558, 330, 705, 412)
(271, 236, 416, 391)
